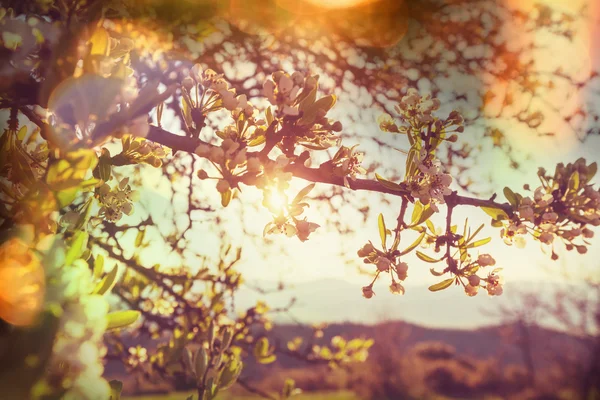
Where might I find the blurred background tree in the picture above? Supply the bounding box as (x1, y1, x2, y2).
(0, 0, 599, 399)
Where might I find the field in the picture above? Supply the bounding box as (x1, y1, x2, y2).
(125, 390, 361, 400)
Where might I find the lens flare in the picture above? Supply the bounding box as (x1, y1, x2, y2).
(0, 238, 45, 327)
(263, 189, 288, 215)
(301, 0, 377, 9)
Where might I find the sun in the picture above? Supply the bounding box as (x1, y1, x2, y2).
(263, 189, 288, 215)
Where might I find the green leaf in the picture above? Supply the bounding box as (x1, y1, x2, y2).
(106, 310, 141, 331)
(65, 231, 89, 265)
(292, 183, 315, 205)
(258, 354, 276, 364)
(416, 251, 442, 263)
(411, 201, 423, 224)
(467, 223, 485, 243)
(586, 162, 597, 181)
(135, 229, 145, 247)
(93, 265, 119, 295)
(400, 232, 426, 256)
(466, 237, 492, 248)
(481, 206, 509, 221)
(265, 106, 273, 125)
(426, 219, 436, 234)
(221, 189, 232, 207)
(378, 213, 387, 249)
(195, 347, 208, 382)
(412, 205, 435, 227)
(503, 187, 518, 206)
(375, 173, 405, 192)
(428, 278, 455, 292)
(109, 380, 123, 400)
(568, 171, 580, 193)
(93, 255, 104, 279)
(298, 94, 336, 126)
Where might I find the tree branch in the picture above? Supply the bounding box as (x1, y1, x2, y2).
(143, 125, 514, 216)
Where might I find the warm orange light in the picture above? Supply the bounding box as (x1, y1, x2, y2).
(263, 190, 288, 215)
(0, 238, 45, 327)
(302, 0, 376, 9)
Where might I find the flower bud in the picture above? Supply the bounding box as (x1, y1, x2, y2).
(376, 257, 391, 272)
(362, 286, 375, 299)
(197, 170, 209, 180)
(447, 134, 458, 142)
(182, 76, 195, 90)
(190, 64, 203, 81)
(331, 121, 343, 132)
(216, 179, 230, 193)
(465, 284, 478, 297)
(468, 275, 481, 287)
(357, 242, 375, 257)
(477, 254, 495, 267)
(389, 281, 405, 295)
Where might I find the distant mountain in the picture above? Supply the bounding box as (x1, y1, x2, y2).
(234, 278, 572, 329)
(108, 319, 593, 395)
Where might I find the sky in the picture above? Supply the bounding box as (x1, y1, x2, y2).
(106, 0, 600, 303)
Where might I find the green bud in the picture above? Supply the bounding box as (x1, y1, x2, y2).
(282, 378, 296, 399)
(195, 347, 209, 383)
(222, 326, 234, 349)
(183, 347, 194, 376)
(219, 354, 243, 390)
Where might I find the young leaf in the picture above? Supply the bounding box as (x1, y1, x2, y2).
(93, 265, 119, 295)
(375, 173, 405, 192)
(466, 237, 492, 248)
(467, 223, 485, 243)
(378, 213, 387, 249)
(428, 278, 455, 292)
(400, 231, 426, 256)
(65, 231, 89, 265)
(292, 183, 315, 205)
(411, 201, 423, 225)
(221, 189, 232, 207)
(426, 219, 436, 234)
(481, 206, 509, 221)
(106, 310, 141, 331)
(412, 205, 434, 227)
(416, 251, 442, 263)
(109, 380, 123, 400)
(93, 255, 104, 279)
(503, 187, 518, 206)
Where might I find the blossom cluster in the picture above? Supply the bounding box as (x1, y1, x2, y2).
(406, 149, 453, 212)
(357, 241, 409, 298)
(498, 158, 599, 256)
(378, 89, 464, 213)
(263, 71, 315, 117)
(461, 254, 504, 297)
(378, 88, 464, 135)
(331, 145, 367, 188)
(41, 246, 111, 400)
(262, 182, 320, 242)
(182, 64, 255, 123)
(97, 177, 139, 223)
(263, 71, 342, 150)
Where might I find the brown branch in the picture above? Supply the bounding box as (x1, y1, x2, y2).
(144, 125, 514, 214)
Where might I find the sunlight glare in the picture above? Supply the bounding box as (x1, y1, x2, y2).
(263, 189, 288, 215)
